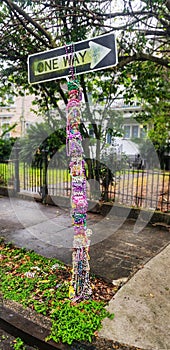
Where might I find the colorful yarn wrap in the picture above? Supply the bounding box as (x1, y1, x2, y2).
(66, 79, 92, 300)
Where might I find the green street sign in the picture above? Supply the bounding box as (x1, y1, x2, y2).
(28, 33, 117, 84)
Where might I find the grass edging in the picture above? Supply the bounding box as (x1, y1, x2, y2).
(0, 239, 115, 346)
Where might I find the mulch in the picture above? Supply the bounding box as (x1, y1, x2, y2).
(0, 242, 144, 350)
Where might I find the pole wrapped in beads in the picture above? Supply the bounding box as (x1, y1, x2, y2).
(66, 79, 92, 300)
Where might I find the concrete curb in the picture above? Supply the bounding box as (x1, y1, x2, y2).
(0, 187, 169, 225)
(0, 304, 145, 350)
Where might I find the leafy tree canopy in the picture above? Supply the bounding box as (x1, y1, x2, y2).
(0, 124, 17, 161)
(19, 122, 66, 164)
(0, 0, 169, 158)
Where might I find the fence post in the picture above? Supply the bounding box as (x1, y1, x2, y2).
(14, 144, 20, 193)
(41, 149, 48, 203)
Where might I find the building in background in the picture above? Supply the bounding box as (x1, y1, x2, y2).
(0, 92, 146, 141)
(0, 93, 42, 138)
(110, 97, 146, 139)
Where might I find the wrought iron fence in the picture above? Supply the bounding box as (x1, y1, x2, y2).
(0, 160, 15, 188)
(0, 156, 169, 213)
(100, 169, 170, 213)
(19, 161, 43, 194)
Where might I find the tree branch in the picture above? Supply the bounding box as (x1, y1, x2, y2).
(118, 53, 169, 69)
(95, 10, 156, 19)
(165, 0, 170, 11)
(3, 0, 54, 48)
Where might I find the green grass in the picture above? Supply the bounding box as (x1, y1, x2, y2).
(0, 239, 114, 345)
(0, 162, 71, 187)
(0, 163, 9, 185)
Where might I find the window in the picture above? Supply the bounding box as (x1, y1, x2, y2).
(0, 94, 14, 107)
(124, 125, 130, 138)
(1, 122, 10, 139)
(132, 125, 139, 138)
(89, 126, 94, 137)
(107, 133, 112, 144)
(140, 125, 147, 138)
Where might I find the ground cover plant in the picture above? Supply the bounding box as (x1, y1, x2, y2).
(0, 331, 39, 350)
(0, 239, 116, 345)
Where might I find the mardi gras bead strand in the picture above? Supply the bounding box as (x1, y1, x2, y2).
(66, 79, 92, 300)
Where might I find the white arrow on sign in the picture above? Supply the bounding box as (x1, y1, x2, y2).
(34, 41, 112, 76)
(89, 41, 111, 69)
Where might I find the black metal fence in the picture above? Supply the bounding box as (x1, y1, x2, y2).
(100, 168, 170, 212)
(0, 155, 169, 213)
(0, 160, 15, 188)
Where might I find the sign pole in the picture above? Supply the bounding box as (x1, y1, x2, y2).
(66, 79, 92, 300)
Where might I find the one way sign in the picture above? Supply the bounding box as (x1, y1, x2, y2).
(28, 33, 117, 84)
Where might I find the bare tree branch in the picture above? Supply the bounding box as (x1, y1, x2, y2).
(165, 0, 170, 11)
(118, 52, 169, 69)
(3, 0, 54, 48)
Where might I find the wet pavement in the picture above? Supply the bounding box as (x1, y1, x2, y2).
(0, 194, 170, 350)
(0, 195, 169, 283)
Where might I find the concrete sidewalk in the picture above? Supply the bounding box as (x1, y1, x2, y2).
(1, 195, 169, 282)
(0, 195, 170, 349)
(99, 243, 170, 350)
